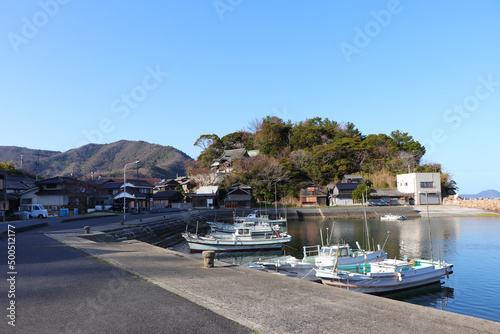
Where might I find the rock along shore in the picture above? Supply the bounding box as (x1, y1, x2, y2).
(443, 196, 500, 213)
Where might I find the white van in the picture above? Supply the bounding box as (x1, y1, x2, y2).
(20, 204, 49, 219)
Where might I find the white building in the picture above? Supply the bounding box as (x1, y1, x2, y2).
(397, 173, 441, 205)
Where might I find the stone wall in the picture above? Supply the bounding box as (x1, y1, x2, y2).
(443, 196, 500, 212)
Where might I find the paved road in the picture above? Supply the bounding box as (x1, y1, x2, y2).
(0, 214, 252, 334)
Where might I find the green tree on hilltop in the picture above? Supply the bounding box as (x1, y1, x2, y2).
(194, 134, 223, 168)
(255, 116, 292, 156)
(390, 130, 426, 160)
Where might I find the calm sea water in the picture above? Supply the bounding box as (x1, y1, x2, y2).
(211, 216, 500, 323)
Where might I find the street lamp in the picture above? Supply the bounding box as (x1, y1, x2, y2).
(122, 160, 139, 224)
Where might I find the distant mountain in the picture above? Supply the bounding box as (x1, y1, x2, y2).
(0, 140, 193, 180)
(461, 189, 500, 199)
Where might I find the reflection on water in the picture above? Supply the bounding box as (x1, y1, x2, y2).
(198, 215, 500, 323)
(384, 283, 455, 310)
(214, 250, 283, 266)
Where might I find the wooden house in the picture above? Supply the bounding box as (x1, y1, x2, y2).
(224, 183, 253, 208)
(300, 182, 328, 206)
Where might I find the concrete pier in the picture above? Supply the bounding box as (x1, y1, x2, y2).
(46, 222, 500, 334)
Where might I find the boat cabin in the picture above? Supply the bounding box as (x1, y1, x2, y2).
(234, 228, 252, 237)
(320, 245, 352, 257)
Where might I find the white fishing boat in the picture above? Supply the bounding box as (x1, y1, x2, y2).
(182, 227, 292, 253)
(315, 258, 453, 294)
(208, 220, 283, 236)
(380, 214, 408, 221)
(235, 210, 287, 224)
(254, 243, 387, 281)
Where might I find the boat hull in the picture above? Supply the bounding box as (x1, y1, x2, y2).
(183, 233, 292, 253)
(259, 250, 387, 281)
(316, 262, 453, 295)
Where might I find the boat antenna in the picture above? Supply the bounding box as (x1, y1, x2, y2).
(329, 222, 335, 245)
(326, 228, 329, 245)
(381, 231, 390, 252)
(320, 229, 324, 247)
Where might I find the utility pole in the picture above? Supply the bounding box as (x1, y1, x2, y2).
(33, 152, 49, 181)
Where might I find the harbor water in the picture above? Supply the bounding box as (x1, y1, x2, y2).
(209, 215, 500, 323)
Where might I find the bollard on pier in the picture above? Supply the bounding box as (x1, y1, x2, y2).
(202, 251, 215, 268)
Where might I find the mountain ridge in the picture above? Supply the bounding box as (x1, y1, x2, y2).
(460, 189, 500, 199)
(0, 140, 193, 180)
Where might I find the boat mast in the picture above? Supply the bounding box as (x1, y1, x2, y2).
(275, 183, 278, 219)
(362, 192, 370, 251)
(426, 192, 433, 262)
(284, 192, 287, 222)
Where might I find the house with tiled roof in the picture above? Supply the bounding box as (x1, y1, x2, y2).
(300, 182, 328, 206)
(112, 179, 154, 212)
(211, 148, 249, 174)
(327, 183, 359, 206)
(224, 183, 253, 208)
(191, 186, 219, 209)
(33, 176, 87, 211)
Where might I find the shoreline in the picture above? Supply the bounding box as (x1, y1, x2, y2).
(247, 204, 500, 220)
(412, 204, 500, 218)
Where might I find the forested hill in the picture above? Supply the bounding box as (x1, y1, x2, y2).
(0, 140, 192, 179)
(193, 116, 458, 200)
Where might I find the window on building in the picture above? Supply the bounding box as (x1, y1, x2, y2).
(420, 182, 434, 188)
(21, 198, 32, 204)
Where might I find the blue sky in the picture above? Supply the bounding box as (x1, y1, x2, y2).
(1, 1, 499, 194)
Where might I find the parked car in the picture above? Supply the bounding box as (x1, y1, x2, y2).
(17, 204, 49, 219)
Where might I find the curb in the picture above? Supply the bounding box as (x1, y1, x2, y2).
(0, 222, 49, 238)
